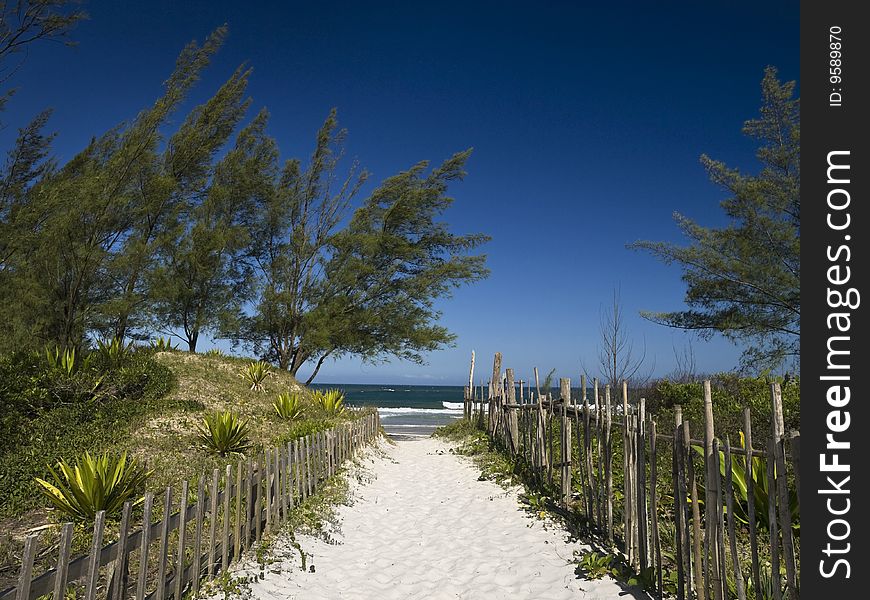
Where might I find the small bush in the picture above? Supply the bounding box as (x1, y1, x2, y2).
(240, 361, 271, 392)
(314, 389, 345, 416)
(205, 348, 227, 358)
(149, 336, 178, 352)
(94, 337, 133, 368)
(274, 392, 304, 420)
(197, 411, 252, 457)
(34, 451, 151, 522)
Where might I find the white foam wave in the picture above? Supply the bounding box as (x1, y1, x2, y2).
(442, 401, 464, 410)
(378, 407, 463, 416)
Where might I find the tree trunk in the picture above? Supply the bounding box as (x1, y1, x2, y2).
(304, 351, 332, 385)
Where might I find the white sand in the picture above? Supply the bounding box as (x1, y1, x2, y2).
(221, 437, 639, 599)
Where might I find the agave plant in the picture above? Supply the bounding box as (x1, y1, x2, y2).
(96, 337, 133, 366)
(692, 432, 799, 533)
(314, 388, 346, 416)
(35, 452, 151, 522)
(44, 345, 88, 376)
(149, 336, 178, 351)
(205, 348, 226, 358)
(240, 361, 271, 392)
(274, 392, 305, 420)
(196, 411, 252, 456)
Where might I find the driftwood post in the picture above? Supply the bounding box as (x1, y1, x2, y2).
(505, 368, 519, 454)
(559, 378, 572, 507)
(604, 384, 614, 543)
(685, 420, 704, 600)
(744, 409, 761, 595)
(703, 381, 723, 600)
(772, 383, 798, 600)
(466, 350, 475, 420)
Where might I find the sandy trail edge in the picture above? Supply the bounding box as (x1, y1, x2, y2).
(214, 437, 642, 600)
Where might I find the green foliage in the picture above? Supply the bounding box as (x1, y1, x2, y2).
(577, 551, 616, 580)
(692, 432, 799, 533)
(649, 374, 800, 444)
(0, 351, 176, 517)
(273, 391, 304, 420)
(631, 68, 799, 370)
(34, 451, 151, 522)
(95, 337, 133, 368)
(240, 360, 271, 392)
(44, 345, 87, 376)
(276, 418, 336, 443)
(196, 411, 252, 456)
(149, 336, 179, 352)
(314, 389, 345, 416)
(205, 348, 227, 358)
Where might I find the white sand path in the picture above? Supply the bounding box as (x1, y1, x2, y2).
(224, 436, 640, 600)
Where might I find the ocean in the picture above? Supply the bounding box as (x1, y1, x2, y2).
(309, 383, 465, 438)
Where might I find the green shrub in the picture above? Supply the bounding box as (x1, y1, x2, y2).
(149, 336, 178, 352)
(94, 337, 133, 368)
(44, 345, 89, 376)
(35, 451, 151, 522)
(692, 432, 799, 533)
(240, 361, 271, 392)
(274, 392, 304, 420)
(276, 418, 335, 443)
(197, 411, 252, 456)
(0, 353, 176, 518)
(205, 348, 227, 358)
(314, 389, 345, 416)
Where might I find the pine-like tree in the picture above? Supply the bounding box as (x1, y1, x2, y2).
(631, 67, 799, 370)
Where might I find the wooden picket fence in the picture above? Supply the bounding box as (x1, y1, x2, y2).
(4, 413, 380, 600)
(462, 352, 799, 600)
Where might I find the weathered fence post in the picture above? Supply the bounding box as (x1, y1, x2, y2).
(703, 381, 723, 600)
(559, 378, 572, 508)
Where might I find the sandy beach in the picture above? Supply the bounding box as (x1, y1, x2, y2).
(218, 436, 639, 600)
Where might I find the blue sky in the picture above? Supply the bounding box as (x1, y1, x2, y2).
(2, 1, 799, 385)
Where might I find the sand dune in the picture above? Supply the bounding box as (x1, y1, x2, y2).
(219, 436, 640, 599)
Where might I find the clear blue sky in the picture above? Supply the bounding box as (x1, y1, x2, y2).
(2, 1, 799, 385)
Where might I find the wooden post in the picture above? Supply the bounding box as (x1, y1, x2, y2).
(767, 437, 781, 600)
(714, 439, 727, 600)
(192, 478, 206, 598)
(235, 462, 243, 560)
(724, 438, 747, 600)
(207, 470, 218, 579)
(111, 502, 133, 600)
(15, 534, 38, 600)
(156, 490, 171, 600)
(222, 465, 231, 572)
(594, 379, 603, 528)
(136, 493, 154, 600)
(506, 368, 519, 454)
(560, 378, 572, 508)
(703, 381, 723, 600)
(86, 512, 106, 600)
(53, 523, 74, 600)
(772, 383, 798, 600)
(287, 442, 296, 510)
(744, 409, 760, 595)
(637, 399, 648, 571)
(604, 384, 613, 543)
(245, 457, 255, 548)
(622, 381, 633, 565)
(174, 482, 189, 600)
(466, 350, 475, 420)
(685, 421, 703, 600)
(650, 420, 662, 598)
(674, 422, 687, 600)
(582, 375, 593, 523)
(490, 353, 502, 436)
